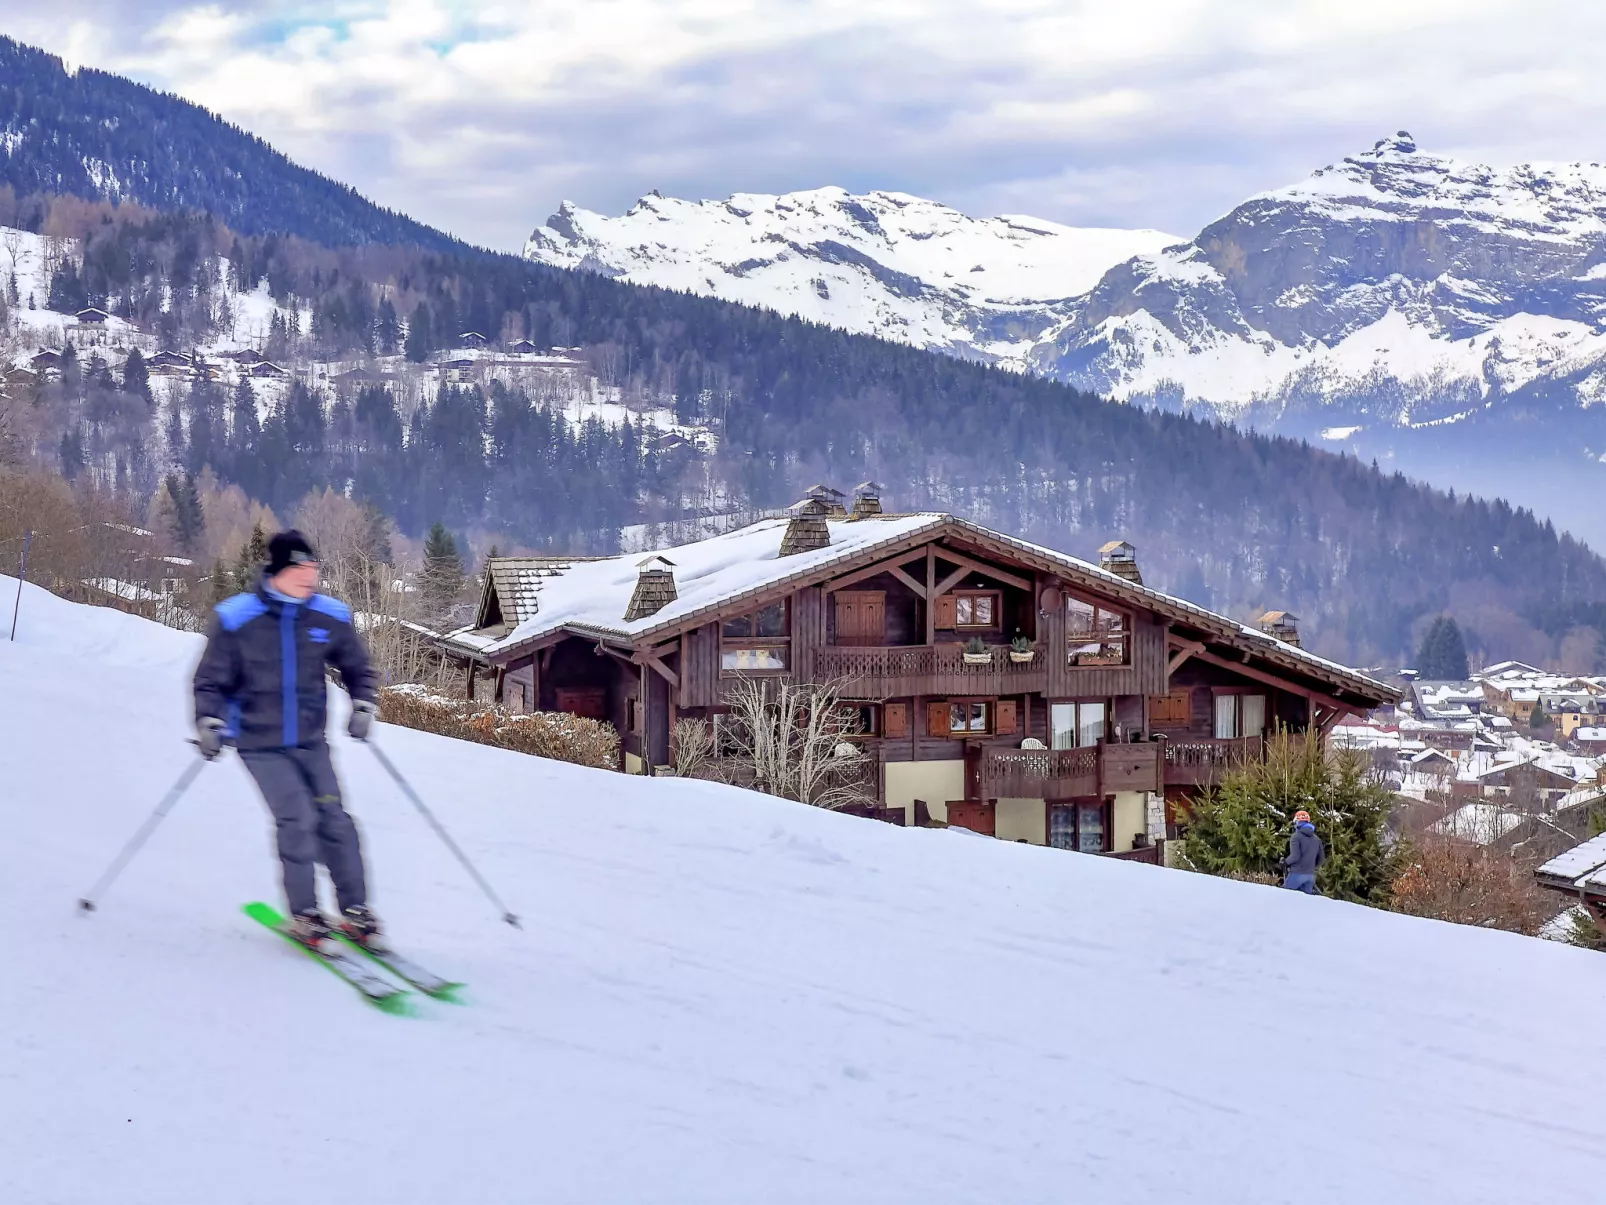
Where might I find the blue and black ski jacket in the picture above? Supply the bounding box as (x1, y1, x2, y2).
(193, 579, 377, 752)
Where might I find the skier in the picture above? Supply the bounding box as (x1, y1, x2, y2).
(1281, 809, 1325, 894)
(192, 530, 383, 951)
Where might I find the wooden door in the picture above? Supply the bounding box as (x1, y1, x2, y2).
(555, 688, 607, 721)
(834, 591, 886, 646)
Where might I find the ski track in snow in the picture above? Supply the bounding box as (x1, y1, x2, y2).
(6, 576, 1606, 1203)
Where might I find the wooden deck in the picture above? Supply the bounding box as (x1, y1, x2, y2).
(978, 741, 1164, 800)
(1161, 735, 1264, 786)
(815, 643, 1048, 699)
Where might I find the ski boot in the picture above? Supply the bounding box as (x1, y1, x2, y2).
(287, 909, 334, 952)
(339, 905, 388, 953)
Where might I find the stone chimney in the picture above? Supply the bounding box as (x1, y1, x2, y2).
(805, 483, 849, 517)
(851, 481, 884, 518)
(1259, 610, 1301, 648)
(624, 555, 678, 621)
(1098, 540, 1142, 585)
(780, 496, 832, 557)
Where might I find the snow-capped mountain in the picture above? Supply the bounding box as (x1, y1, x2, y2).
(527, 137, 1606, 546)
(1044, 131, 1606, 423)
(525, 188, 1178, 364)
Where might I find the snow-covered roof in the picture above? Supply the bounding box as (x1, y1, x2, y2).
(1537, 831, 1606, 894)
(1431, 804, 1525, 845)
(459, 512, 1397, 702)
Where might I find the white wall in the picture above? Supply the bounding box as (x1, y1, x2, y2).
(996, 798, 1046, 844)
(885, 760, 965, 825)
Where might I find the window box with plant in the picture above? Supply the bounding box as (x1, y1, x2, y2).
(1008, 634, 1036, 663)
(962, 635, 993, 665)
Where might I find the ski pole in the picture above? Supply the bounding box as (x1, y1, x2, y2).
(78, 757, 207, 913)
(367, 742, 521, 928)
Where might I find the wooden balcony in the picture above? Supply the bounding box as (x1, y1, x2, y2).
(978, 740, 1163, 801)
(1161, 735, 1264, 787)
(815, 643, 1048, 699)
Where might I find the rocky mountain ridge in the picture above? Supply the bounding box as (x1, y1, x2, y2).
(525, 187, 1176, 364)
(528, 135, 1606, 545)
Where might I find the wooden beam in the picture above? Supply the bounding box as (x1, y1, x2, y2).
(823, 551, 928, 594)
(933, 565, 972, 600)
(1167, 637, 1205, 677)
(924, 548, 936, 645)
(932, 545, 1032, 592)
(887, 562, 928, 598)
(635, 648, 680, 690)
(1192, 648, 1364, 717)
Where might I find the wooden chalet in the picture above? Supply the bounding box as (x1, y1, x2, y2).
(437, 493, 1399, 857)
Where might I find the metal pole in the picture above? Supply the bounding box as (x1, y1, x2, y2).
(367, 742, 521, 928)
(78, 757, 207, 913)
(10, 528, 32, 641)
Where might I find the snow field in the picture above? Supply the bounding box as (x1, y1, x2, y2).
(5, 576, 1606, 1203)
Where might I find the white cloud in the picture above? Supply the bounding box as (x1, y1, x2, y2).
(10, 1, 1606, 251)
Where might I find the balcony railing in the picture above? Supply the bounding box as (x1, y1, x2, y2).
(978, 740, 1163, 800)
(1162, 735, 1265, 786)
(815, 643, 1048, 699)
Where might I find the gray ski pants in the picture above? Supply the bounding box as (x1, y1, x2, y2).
(239, 745, 367, 916)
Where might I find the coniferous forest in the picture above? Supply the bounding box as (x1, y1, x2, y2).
(0, 35, 1601, 667)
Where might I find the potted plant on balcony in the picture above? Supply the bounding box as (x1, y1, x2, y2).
(962, 635, 993, 665)
(1008, 634, 1036, 664)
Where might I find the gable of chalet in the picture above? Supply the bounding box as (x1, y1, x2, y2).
(444, 513, 1398, 710)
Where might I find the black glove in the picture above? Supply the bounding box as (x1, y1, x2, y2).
(196, 717, 227, 761)
(348, 699, 378, 742)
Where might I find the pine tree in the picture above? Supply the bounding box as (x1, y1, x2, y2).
(164, 472, 205, 553)
(1178, 730, 1406, 906)
(419, 521, 463, 616)
(1416, 616, 1470, 680)
(404, 302, 433, 363)
(376, 296, 399, 355)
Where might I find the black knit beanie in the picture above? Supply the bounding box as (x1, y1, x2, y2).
(266, 530, 318, 576)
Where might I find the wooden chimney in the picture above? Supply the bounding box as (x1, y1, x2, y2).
(624, 555, 678, 621)
(780, 496, 832, 557)
(1099, 540, 1142, 585)
(1259, 610, 1301, 648)
(851, 481, 884, 518)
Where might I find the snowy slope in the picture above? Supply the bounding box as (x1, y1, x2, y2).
(8, 580, 1606, 1204)
(525, 188, 1177, 366)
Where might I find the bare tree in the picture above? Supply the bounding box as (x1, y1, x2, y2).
(670, 716, 715, 778)
(714, 676, 875, 810)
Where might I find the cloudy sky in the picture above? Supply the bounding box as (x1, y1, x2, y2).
(8, 1, 1606, 251)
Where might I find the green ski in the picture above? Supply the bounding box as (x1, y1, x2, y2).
(332, 932, 466, 1002)
(243, 902, 412, 1015)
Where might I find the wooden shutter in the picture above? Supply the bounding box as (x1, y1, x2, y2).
(935, 594, 958, 630)
(927, 701, 951, 737)
(883, 701, 909, 738)
(995, 699, 1018, 735)
(1150, 690, 1191, 727)
(834, 591, 886, 646)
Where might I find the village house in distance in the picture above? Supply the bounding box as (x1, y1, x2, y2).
(439, 486, 1399, 857)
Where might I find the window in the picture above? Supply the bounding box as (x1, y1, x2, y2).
(1049, 803, 1108, 853)
(1213, 693, 1267, 739)
(721, 601, 790, 672)
(1050, 701, 1107, 749)
(955, 591, 999, 628)
(950, 701, 992, 734)
(1066, 595, 1128, 665)
(842, 704, 880, 737)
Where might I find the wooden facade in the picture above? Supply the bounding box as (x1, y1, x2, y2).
(439, 512, 1400, 854)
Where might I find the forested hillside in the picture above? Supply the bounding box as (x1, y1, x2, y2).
(0, 37, 458, 251)
(6, 195, 1602, 667)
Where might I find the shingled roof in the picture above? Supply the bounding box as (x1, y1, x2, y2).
(440, 512, 1399, 707)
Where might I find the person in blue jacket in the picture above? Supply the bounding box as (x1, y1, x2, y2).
(192, 530, 382, 950)
(1281, 809, 1325, 894)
